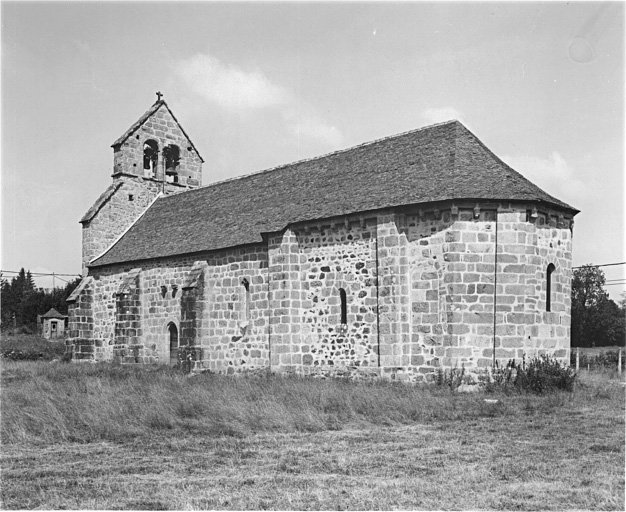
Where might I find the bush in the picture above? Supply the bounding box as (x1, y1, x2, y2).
(435, 365, 466, 389)
(519, 355, 577, 393)
(486, 355, 577, 394)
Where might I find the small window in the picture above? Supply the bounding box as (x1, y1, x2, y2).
(546, 263, 555, 312)
(339, 288, 347, 325)
(128, 194, 134, 202)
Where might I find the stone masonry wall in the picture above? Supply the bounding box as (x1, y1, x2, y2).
(406, 211, 456, 375)
(295, 218, 378, 371)
(81, 177, 167, 274)
(66, 277, 98, 360)
(79, 245, 269, 371)
(201, 246, 269, 374)
(397, 204, 572, 381)
(72, 202, 573, 381)
(113, 104, 202, 187)
(267, 229, 301, 371)
(179, 262, 209, 371)
(376, 213, 411, 372)
(82, 103, 202, 275)
(112, 269, 154, 364)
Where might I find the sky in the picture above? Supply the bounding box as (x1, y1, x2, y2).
(1, 1, 624, 298)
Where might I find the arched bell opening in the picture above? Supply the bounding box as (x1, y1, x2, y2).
(143, 139, 158, 178)
(164, 144, 180, 183)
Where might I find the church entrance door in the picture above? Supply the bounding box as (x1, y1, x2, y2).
(168, 323, 179, 366)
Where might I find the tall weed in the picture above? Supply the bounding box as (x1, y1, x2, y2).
(3, 362, 493, 444)
(485, 355, 577, 394)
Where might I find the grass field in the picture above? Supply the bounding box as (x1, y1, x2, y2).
(0, 333, 66, 361)
(1, 360, 624, 510)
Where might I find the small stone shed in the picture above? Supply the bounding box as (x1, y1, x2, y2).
(67, 97, 579, 381)
(41, 308, 67, 339)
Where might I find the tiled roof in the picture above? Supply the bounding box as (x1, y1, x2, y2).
(111, 100, 204, 163)
(91, 121, 578, 267)
(42, 308, 66, 318)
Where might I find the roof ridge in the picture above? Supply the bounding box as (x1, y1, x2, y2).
(155, 119, 461, 202)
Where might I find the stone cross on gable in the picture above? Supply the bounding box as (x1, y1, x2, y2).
(156, 91, 163, 101)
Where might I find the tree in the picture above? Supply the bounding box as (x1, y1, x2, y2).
(571, 265, 626, 347)
(1, 270, 82, 331)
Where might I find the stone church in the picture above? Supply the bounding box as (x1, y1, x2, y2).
(67, 97, 578, 381)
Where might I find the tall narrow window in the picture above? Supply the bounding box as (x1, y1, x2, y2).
(546, 263, 555, 312)
(143, 140, 158, 178)
(339, 288, 347, 325)
(168, 322, 179, 366)
(241, 278, 250, 326)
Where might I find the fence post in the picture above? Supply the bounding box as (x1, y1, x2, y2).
(618, 348, 622, 374)
(576, 347, 580, 371)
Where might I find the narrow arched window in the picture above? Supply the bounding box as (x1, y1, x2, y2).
(168, 322, 179, 366)
(163, 144, 180, 183)
(339, 288, 347, 325)
(241, 277, 250, 326)
(546, 263, 555, 312)
(143, 140, 158, 177)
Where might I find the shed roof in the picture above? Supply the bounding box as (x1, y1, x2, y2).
(91, 120, 578, 268)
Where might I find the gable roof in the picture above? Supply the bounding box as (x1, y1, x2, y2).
(80, 182, 123, 224)
(111, 100, 204, 162)
(91, 120, 578, 268)
(42, 308, 66, 319)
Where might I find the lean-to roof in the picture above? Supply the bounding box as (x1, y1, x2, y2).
(91, 120, 578, 267)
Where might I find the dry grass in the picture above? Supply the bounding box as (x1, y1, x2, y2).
(1, 362, 624, 510)
(0, 333, 66, 361)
